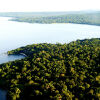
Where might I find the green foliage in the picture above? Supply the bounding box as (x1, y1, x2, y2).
(1, 11, 100, 25)
(11, 12, 100, 26)
(1, 38, 100, 99)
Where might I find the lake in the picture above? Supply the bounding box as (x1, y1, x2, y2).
(0, 17, 100, 100)
(0, 17, 100, 54)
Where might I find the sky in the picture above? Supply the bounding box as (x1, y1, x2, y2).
(0, 0, 100, 12)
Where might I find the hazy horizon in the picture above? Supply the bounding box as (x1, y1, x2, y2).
(0, 9, 100, 13)
(0, 0, 100, 12)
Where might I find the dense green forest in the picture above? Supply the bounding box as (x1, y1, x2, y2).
(1, 11, 100, 25)
(11, 13, 100, 25)
(0, 38, 100, 99)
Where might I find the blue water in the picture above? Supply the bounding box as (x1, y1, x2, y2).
(0, 53, 25, 64)
(0, 90, 7, 100)
(0, 17, 100, 54)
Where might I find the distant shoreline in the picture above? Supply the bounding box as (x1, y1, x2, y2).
(0, 11, 100, 26)
(10, 18, 100, 27)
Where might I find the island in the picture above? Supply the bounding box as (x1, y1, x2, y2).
(0, 38, 100, 99)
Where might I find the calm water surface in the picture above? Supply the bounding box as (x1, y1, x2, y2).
(0, 90, 7, 100)
(0, 17, 100, 54)
(0, 53, 24, 64)
(0, 17, 100, 100)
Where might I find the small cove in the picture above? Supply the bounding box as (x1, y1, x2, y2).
(0, 53, 25, 100)
(0, 53, 25, 64)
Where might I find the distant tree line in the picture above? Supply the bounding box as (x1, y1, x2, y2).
(11, 13, 100, 25)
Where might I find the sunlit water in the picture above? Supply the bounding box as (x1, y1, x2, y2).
(0, 17, 100, 54)
(0, 53, 24, 64)
(0, 17, 100, 100)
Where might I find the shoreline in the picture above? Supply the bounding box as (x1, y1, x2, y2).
(11, 18, 100, 26)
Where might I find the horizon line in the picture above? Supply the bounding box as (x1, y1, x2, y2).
(0, 9, 100, 13)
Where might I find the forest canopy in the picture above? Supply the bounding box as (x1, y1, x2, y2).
(0, 38, 100, 99)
